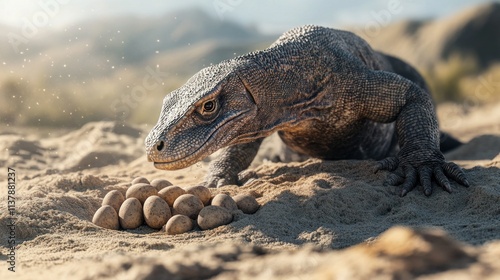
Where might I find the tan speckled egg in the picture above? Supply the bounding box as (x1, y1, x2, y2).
(163, 214, 193, 235)
(131, 176, 149, 185)
(233, 194, 260, 214)
(184, 185, 212, 205)
(197, 206, 233, 230)
(211, 194, 238, 211)
(172, 194, 204, 219)
(92, 205, 120, 230)
(150, 178, 173, 192)
(102, 190, 125, 213)
(118, 197, 144, 229)
(158, 186, 186, 207)
(126, 183, 157, 204)
(143, 196, 171, 229)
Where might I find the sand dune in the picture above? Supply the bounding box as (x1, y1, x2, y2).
(0, 103, 499, 279)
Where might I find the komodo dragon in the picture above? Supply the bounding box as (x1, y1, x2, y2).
(145, 25, 469, 197)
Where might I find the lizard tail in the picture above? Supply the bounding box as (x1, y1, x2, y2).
(440, 132, 462, 153)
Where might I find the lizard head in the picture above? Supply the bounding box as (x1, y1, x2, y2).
(145, 59, 259, 170)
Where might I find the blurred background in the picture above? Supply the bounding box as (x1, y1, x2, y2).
(0, 0, 499, 129)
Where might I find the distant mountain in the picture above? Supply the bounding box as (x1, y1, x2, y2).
(3, 3, 498, 86)
(0, 9, 276, 127)
(0, 8, 274, 82)
(357, 2, 500, 70)
(82, 8, 268, 64)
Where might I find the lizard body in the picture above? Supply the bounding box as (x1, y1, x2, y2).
(145, 25, 469, 196)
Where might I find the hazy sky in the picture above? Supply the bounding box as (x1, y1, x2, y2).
(0, 0, 495, 33)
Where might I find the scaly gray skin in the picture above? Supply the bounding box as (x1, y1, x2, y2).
(145, 25, 469, 197)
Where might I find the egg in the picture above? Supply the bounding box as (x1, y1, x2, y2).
(101, 190, 125, 213)
(92, 205, 120, 230)
(126, 183, 157, 204)
(158, 186, 186, 207)
(163, 214, 193, 235)
(150, 178, 173, 192)
(233, 194, 260, 214)
(118, 197, 144, 229)
(172, 194, 204, 219)
(197, 206, 233, 230)
(143, 196, 171, 229)
(211, 194, 238, 211)
(131, 176, 149, 185)
(184, 185, 212, 205)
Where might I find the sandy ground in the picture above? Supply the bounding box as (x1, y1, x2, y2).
(0, 103, 499, 279)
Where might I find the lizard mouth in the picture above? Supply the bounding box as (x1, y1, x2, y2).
(152, 110, 250, 170)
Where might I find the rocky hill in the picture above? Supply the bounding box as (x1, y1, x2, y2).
(358, 2, 500, 70)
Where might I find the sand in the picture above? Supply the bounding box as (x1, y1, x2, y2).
(0, 104, 499, 279)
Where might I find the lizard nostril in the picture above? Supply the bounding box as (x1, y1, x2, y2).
(156, 140, 165, 151)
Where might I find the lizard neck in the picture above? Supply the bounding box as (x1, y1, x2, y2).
(235, 46, 336, 138)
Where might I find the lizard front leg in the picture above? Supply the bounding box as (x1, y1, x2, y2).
(357, 70, 469, 196)
(205, 139, 263, 188)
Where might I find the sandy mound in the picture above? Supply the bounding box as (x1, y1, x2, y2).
(0, 104, 499, 279)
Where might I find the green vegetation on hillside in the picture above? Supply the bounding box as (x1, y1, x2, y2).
(422, 54, 500, 104)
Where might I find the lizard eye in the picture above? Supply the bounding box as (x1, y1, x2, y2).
(203, 100, 216, 113)
(197, 98, 219, 119)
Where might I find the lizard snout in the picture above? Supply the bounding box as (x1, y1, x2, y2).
(145, 139, 166, 162)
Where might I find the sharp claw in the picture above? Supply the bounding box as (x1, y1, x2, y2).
(238, 170, 257, 185)
(386, 172, 405, 186)
(462, 178, 471, 188)
(374, 162, 386, 174)
(443, 182, 452, 193)
(217, 178, 229, 188)
(378, 153, 469, 196)
(443, 162, 469, 187)
(434, 167, 452, 193)
(375, 157, 399, 173)
(423, 181, 433, 196)
(424, 188, 432, 196)
(400, 189, 408, 197)
(398, 165, 417, 197)
(418, 166, 433, 196)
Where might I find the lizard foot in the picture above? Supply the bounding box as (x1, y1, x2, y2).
(204, 170, 258, 188)
(205, 174, 237, 188)
(375, 155, 470, 197)
(238, 170, 258, 185)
